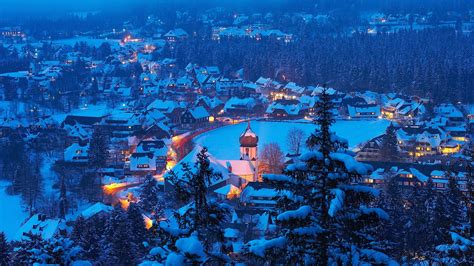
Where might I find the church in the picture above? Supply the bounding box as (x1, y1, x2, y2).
(218, 122, 258, 188)
(165, 121, 260, 199)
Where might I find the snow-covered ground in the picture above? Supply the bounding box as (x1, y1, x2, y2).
(195, 120, 390, 159)
(0, 181, 29, 241)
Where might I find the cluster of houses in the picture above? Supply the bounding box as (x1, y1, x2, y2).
(357, 103, 472, 162)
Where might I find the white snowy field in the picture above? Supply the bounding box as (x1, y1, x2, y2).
(0, 181, 28, 241)
(195, 119, 390, 159)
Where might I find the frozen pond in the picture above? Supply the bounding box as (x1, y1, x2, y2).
(195, 119, 390, 160)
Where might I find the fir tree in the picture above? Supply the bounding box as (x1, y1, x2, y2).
(0, 232, 9, 265)
(445, 168, 465, 231)
(103, 206, 136, 264)
(88, 127, 109, 169)
(140, 174, 159, 213)
(379, 123, 400, 162)
(71, 215, 106, 261)
(263, 87, 392, 264)
(58, 175, 68, 218)
(379, 171, 407, 259)
(127, 203, 148, 258)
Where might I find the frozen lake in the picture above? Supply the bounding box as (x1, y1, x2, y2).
(195, 119, 390, 160)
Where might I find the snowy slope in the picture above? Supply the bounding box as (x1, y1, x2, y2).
(195, 120, 389, 159)
(0, 181, 29, 241)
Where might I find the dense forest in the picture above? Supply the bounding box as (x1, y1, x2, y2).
(171, 28, 474, 103)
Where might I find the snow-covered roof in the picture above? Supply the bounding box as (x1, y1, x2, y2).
(15, 214, 61, 241)
(224, 97, 257, 111)
(189, 106, 210, 119)
(214, 184, 241, 196)
(64, 143, 89, 162)
(81, 202, 113, 219)
(347, 104, 381, 117)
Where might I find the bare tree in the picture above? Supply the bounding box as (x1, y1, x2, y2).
(259, 143, 284, 175)
(287, 127, 306, 155)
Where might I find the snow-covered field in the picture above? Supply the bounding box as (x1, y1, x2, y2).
(0, 181, 28, 241)
(195, 120, 390, 159)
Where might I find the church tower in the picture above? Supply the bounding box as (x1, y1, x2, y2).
(239, 121, 258, 161)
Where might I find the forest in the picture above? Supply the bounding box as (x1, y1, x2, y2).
(171, 28, 474, 103)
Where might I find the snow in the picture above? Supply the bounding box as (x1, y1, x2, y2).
(165, 252, 185, 266)
(247, 237, 287, 257)
(329, 189, 345, 217)
(195, 120, 389, 159)
(360, 249, 399, 266)
(0, 181, 28, 241)
(81, 202, 113, 219)
(263, 174, 291, 182)
(330, 152, 373, 175)
(277, 205, 312, 221)
(409, 168, 429, 182)
(224, 228, 240, 238)
(359, 205, 389, 220)
(175, 233, 206, 261)
(14, 214, 61, 241)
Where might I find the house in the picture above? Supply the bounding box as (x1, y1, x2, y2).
(224, 97, 260, 116)
(347, 104, 381, 119)
(195, 96, 224, 115)
(266, 99, 304, 119)
(64, 143, 89, 163)
(180, 106, 210, 128)
(164, 28, 188, 43)
(356, 135, 384, 161)
(14, 214, 62, 242)
(147, 99, 185, 124)
(129, 152, 157, 174)
(240, 182, 279, 209)
(80, 202, 113, 220)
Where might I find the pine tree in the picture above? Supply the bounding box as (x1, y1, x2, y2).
(445, 168, 464, 231)
(140, 174, 159, 213)
(127, 203, 148, 258)
(102, 206, 136, 264)
(379, 171, 407, 259)
(466, 154, 474, 237)
(88, 127, 109, 169)
(166, 147, 229, 257)
(71, 215, 106, 261)
(379, 123, 400, 162)
(0, 232, 9, 265)
(262, 87, 392, 264)
(58, 175, 68, 218)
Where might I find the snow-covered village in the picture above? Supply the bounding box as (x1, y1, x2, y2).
(0, 0, 473, 265)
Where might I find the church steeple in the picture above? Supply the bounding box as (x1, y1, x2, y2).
(239, 121, 258, 160)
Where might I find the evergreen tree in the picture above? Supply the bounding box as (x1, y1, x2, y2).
(58, 175, 68, 218)
(379, 172, 407, 259)
(445, 168, 464, 231)
(140, 174, 159, 213)
(71, 215, 106, 261)
(127, 203, 148, 258)
(9, 234, 47, 264)
(262, 87, 392, 264)
(0, 232, 9, 265)
(379, 123, 400, 162)
(88, 127, 109, 169)
(102, 206, 136, 264)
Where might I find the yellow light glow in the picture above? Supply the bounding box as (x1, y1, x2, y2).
(209, 116, 215, 122)
(143, 215, 153, 230)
